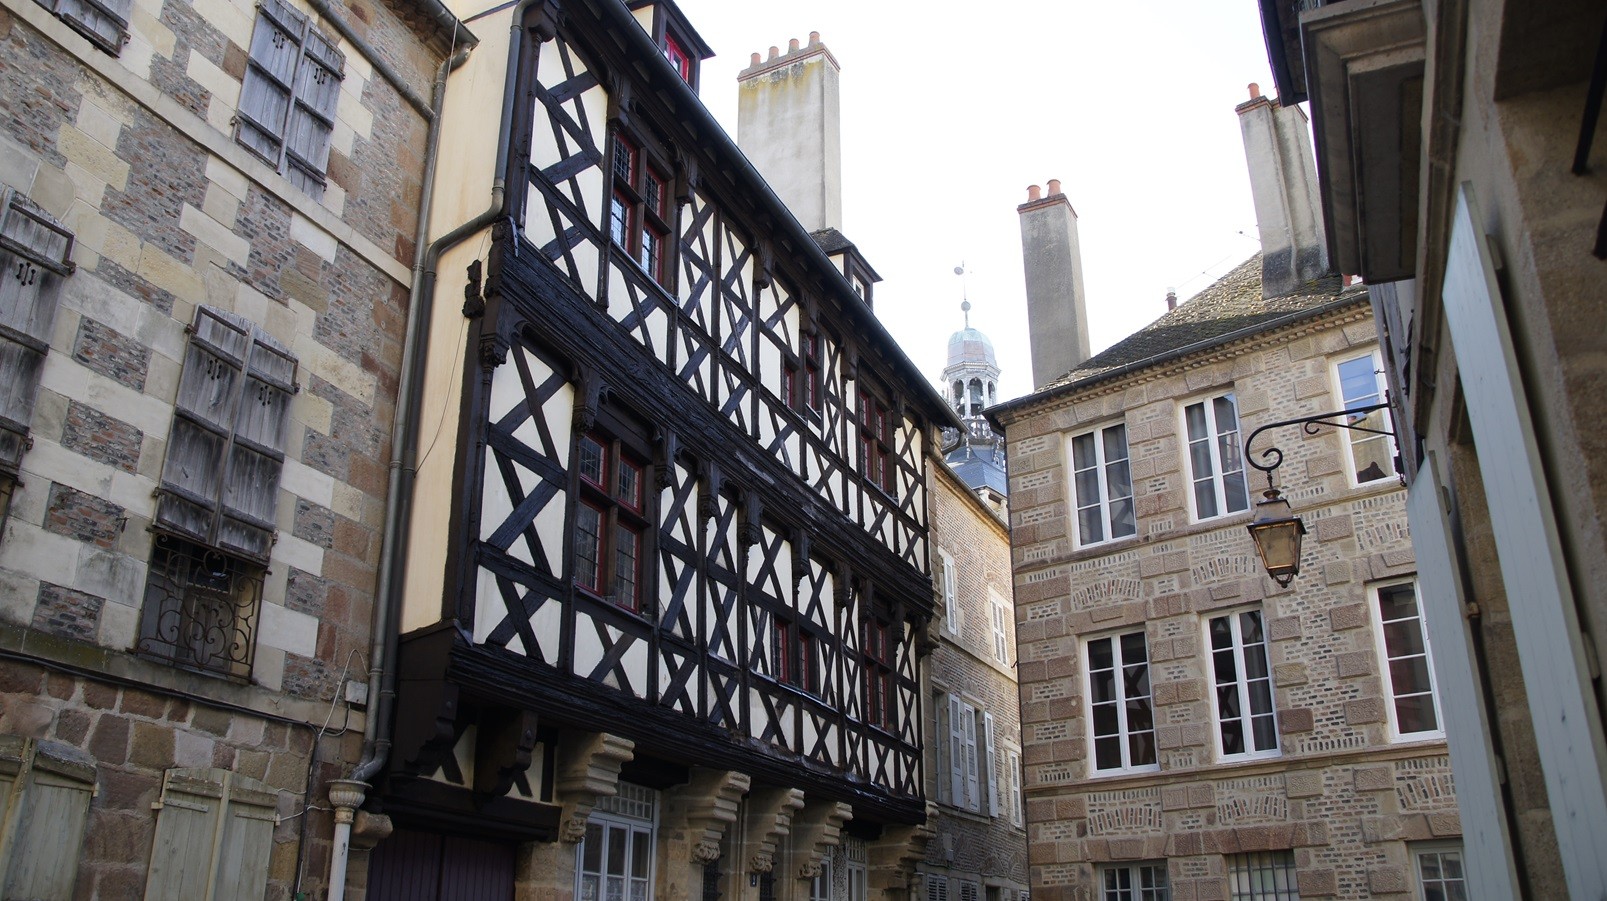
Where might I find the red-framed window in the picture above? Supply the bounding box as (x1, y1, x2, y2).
(859, 392, 894, 495)
(775, 616, 817, 694)
(663, 33, 692, 83)
(863, 615, 895, 729)
(574, 431, 648, 612)
(608, 133, 672, 287)
(785, 332, 823, 414)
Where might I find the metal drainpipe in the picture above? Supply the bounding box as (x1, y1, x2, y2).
(330, 0, 538, 895)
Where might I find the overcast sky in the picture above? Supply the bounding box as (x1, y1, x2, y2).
(676, 0, 1277, 402)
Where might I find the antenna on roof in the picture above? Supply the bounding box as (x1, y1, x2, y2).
(954, 262, 970, 325)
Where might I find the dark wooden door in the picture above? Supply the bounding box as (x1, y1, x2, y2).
(367, 828, 516, 900)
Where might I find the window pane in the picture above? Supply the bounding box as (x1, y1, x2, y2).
(1184, 402, 1207, 441)
(1072, 433, 1097, 469)
(575, 504, 602, 590)
(1395, 693, 1439, 734)
(578, 436, 604, 486)
(615, 525, 639, 608)
(616, 458, 641, 508)
(1109, 497, 1136, 539)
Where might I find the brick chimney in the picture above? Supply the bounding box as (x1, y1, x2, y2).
(1018, 180, 1092, 388)
(1235, 82, 1329, 298)
(737, 33, 841, 232)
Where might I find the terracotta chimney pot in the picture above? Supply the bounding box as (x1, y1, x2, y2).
(1166, 290, 1178, 311)
(1248, 82, 1261, 99)
(750, 52, 761, 67)
(789, 38, 800, 52)
(1047, 178, 1062, 196)
(1027, 184, 1042, 202)
(809, 31, 820, 45)
(768, 45, 779, 60)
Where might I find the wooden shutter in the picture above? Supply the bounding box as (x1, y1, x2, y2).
(238, 0, 306, 165)
(941, 553, 957, 628)
(961, 704, 979, 812)
(284, 29, 342, 194)
(0, 736, 97, 901)
(0, 190, 74, 474)
(43, 0, 132, 53)
(145, 768, 277, 901)
(983, 711, 998, 817)
(156, 307, 296, 563)
(927, 875, 949, 901)
(1007, 749, 1023, 826)
(947, 694, 964, 806)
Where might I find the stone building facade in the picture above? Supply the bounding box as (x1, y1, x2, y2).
(988, 94, 1462, 901)
(920, 458, 1029, 901)
(0, 0, 461, 894)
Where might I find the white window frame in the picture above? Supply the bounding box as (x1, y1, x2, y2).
(810, 857, 831, 901)
(1006, 747, 1023, 827)
(1096, 861, 1170, 901)
(1410, 842, 1465, 901)
(938, 548, 959, 635)
(1084, 630, 1159, 777)
(1067, 421, 1137, 548)
(1370, 578, 1444, 741)
(1331, 348, 1397, 486)
(576, 784, 658, 901)
(990, 587, 1012, 665)
(1204, 608, 1280, 762)
(1180, 392, 1249, 522)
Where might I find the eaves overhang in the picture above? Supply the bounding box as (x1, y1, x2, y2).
(1301, 0, 1426, 282)
(1258, 0, 1310, 104)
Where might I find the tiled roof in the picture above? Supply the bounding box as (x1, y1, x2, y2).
(810, 228, 855, 255)
(1040, 253, 1359, 391)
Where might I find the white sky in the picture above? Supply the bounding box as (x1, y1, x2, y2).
(677, 0, 1277, 402)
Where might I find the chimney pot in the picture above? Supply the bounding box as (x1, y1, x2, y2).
(1166, 290, 1178, 311)
(750, 52, 761, 67)
(1248, 82, 1261, 99)
(789, 38, 800, 52)
(1027, 184, 1041, 202)
(1047, 178, 1062, 196)
(809, 31, 820, 45)
(769, 45, 779, 60)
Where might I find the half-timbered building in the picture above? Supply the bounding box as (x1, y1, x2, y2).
(365, 4, 955, 898)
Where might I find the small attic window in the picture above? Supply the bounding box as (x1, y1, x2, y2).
(628, 1, 711, 91)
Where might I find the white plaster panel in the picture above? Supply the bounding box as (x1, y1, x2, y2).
(281, 458, 336, 507)
(258, 600, 318, 656)
(289, 211, 339, 263)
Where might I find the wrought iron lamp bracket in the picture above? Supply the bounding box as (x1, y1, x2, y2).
(1243, 401, 1396, 490)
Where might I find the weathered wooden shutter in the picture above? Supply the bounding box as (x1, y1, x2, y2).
(1007, 748, 1023, 826)
(0, 736, 97, 900)
(238, 0, 307, 167)
(940, 553, 957, 628)
(284, 29, 343, 195)
(0, 190, 74, 475)
(926, 874, 949, 901)
(34, 0, 130, 54)
(144, 768, 277, 901)
(947, 694, 964, 806)
(155, 307, 296, 563)
(983, 711, 998, 817)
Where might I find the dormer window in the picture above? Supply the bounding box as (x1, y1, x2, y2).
(626, 1, 712, 91)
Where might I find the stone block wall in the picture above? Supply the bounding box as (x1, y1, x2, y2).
(919, 462, 1029, 898)
(0, 0, 445, 894)
(1003, 305, 1461, 900)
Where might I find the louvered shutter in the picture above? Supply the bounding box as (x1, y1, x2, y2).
(1008, 749, 1023, 826)
(47, 0, 131, 53)
(927, 875, 949, 901)
(156, 307, 296, 563)
(939, 552, 957, 630)
(962, 704, 979, 812)
(238, 0, 305, 166)
(0, 736, 97, 901)
(285, 29, 342, 195)
(983, 711, 999, 817)
(0, 191, 74, 475)
(144, 768, 277, 901)
(947, 694, 964, 806)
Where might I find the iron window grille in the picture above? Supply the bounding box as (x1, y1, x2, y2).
(1086, 630, 1158, 774)
(135, 533, 264, 681)
(1227, 851, 1299, 901)
(1183, 392, 1249, 521)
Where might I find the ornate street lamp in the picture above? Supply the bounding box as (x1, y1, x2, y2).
(1242, 401, 1397, 587)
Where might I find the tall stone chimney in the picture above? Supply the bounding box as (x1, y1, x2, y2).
(1018, 180, 1092, 388)
(737, 33, 841, 232)
(1236, 83, 1329, 298)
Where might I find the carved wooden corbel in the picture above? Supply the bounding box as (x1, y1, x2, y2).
(392, 680, 461, 778)
(654, 429, 678, 490)
(791, 531, 811, 585)
(473, 708, 539, 799)
(697, 461, 722, 523)
(754, 240, 774, 291)
(737, 490, 762, 552)
(843, 346, 860, 382)
(525, 0, 563, 42)
(572, 367, 602, 434)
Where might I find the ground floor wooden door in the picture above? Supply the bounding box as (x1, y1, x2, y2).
(367, 827, 516, 900)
